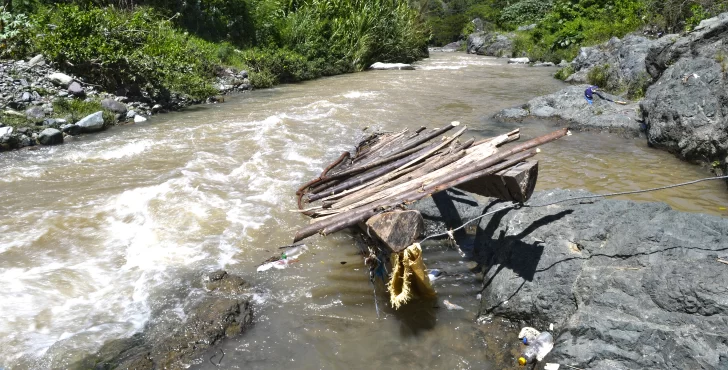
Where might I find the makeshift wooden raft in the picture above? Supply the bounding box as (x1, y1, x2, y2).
(294, 122, 569, 252)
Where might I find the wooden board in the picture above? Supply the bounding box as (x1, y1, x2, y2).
(362, 210, 424, 253)
(455, 160, 538, 203)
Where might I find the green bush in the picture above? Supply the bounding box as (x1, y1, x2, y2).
(53, 99, 116, 126)
(554, 64, 575, 80)
(500, 0, 553, 26)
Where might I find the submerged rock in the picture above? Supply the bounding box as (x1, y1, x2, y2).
(73, 271, 254, 370)
(415, 189, 728, 370)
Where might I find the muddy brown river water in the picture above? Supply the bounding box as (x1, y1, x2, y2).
(1, 52, 727, 370)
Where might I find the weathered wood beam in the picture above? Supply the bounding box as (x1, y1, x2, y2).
(360, 210, 424, 253)
(456, 160, 538, 203)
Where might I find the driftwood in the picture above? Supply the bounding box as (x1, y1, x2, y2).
(293, 125, 568, 243)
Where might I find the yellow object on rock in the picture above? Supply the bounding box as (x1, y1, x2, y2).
(387, 243, 437, 309)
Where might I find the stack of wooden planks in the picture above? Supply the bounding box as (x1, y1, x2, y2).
(294, 122, 568, 244)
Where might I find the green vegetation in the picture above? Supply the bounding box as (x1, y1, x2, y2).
(1, 0, 428, 101)
(52, 99, 116, 127)
(554, 64, 575, 80)
(425, 0, 725, 63)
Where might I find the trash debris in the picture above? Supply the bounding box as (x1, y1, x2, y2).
(518, 331, 554, 366)
(442, 299, 464, 310)
(387, 243, 436, 309)
(427, 268, 444, 282)
(257, 245, 309, 272)
(544, 364, 560, 370)
(518, 326, 540, 345)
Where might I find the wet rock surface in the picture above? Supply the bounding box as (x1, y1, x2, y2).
(73, 271, 254, 370)
(414, 189, 728, 370)
(493, 85, 642, 134)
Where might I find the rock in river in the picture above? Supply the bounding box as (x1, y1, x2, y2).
(414, 188, 728, 370)
(75, 111, 105, 133)
(38, 128, 63, 145)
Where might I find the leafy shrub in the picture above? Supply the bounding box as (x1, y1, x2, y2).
(53, 99, 116, 126)
(554, 64, 575, 80)
(0, 6, 32, 58)
(500, 0, 553, 26)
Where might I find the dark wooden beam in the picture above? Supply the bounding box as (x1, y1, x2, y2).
(455, 160, 538, 203)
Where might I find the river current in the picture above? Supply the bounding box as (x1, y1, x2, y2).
(1, 52, 726, 369)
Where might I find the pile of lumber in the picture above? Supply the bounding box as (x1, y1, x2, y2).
(294, 122, 568, 244)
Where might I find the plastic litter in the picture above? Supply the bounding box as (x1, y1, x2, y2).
(442, 299, 463, 310)
(518, 331, 554, 366)
(518, 326, 540, 345)
(427, 269, 443, 282)
(257, 245, 308, 272)
(544, 364, 560, 370)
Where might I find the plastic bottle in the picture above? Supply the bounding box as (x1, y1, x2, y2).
(518, 331, 554, 366)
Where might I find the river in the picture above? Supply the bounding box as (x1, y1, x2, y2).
(1, 52, 726, 370)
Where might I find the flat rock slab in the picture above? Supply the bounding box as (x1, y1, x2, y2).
(364, 210, 424, 252)
(416, 189, 728, 370)
(494, 85, 642, 133)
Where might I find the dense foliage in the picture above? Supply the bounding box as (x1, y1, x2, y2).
(1, 0, 429, 100)
(425, 0, 726, 62)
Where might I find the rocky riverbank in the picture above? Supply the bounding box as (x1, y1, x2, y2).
(414, 188, 728, 370)
(493, 12, 728, 175)
(0, 56, 250, 152)
(70, 270, 254, 370)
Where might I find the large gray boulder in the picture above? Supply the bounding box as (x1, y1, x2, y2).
(38, 128, 63, 145)
(466, 31, 514, 57)
(493, 85, 642, 133)
(101, 98, 128, 114)
(566, 35, 655, 92)
(415, 189, 728, 370)
(641, 12, 728, 165)
(75, 111, 105, 132)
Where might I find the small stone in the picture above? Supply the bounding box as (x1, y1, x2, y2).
(19, 135, 33, 147)
(126, 110, 136, 119)
(75, 111, 105, 132)
(20, 92, 33, 102)
(68, 81, 85, 97)
(239, 70, 248, 79)
(16, 127, 31, 135)
(134, 115, 147, 123)
(101, 98, 128, 114)
(60, 123, 81, 136)
(151, 104, 162, 113)
(18, 79, 29, 87)
(57, 91, 69, 97)
(0, 126, 12, 136)
(28, 54, 45, 67)
(38, 128, 63, 145)
(25, 106, 46, 122)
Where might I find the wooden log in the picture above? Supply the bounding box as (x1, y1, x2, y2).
(361, 210, 424, 253)
(293, 127, 568, 242)
(456, 160, 538, 203)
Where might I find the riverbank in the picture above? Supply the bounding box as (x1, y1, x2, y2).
(494, 12, 728, 179)
(0, 56, 252, 151)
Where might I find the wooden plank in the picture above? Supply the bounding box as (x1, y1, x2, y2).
(455, 160, 538, 203)
(361, 210, 424, 253)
